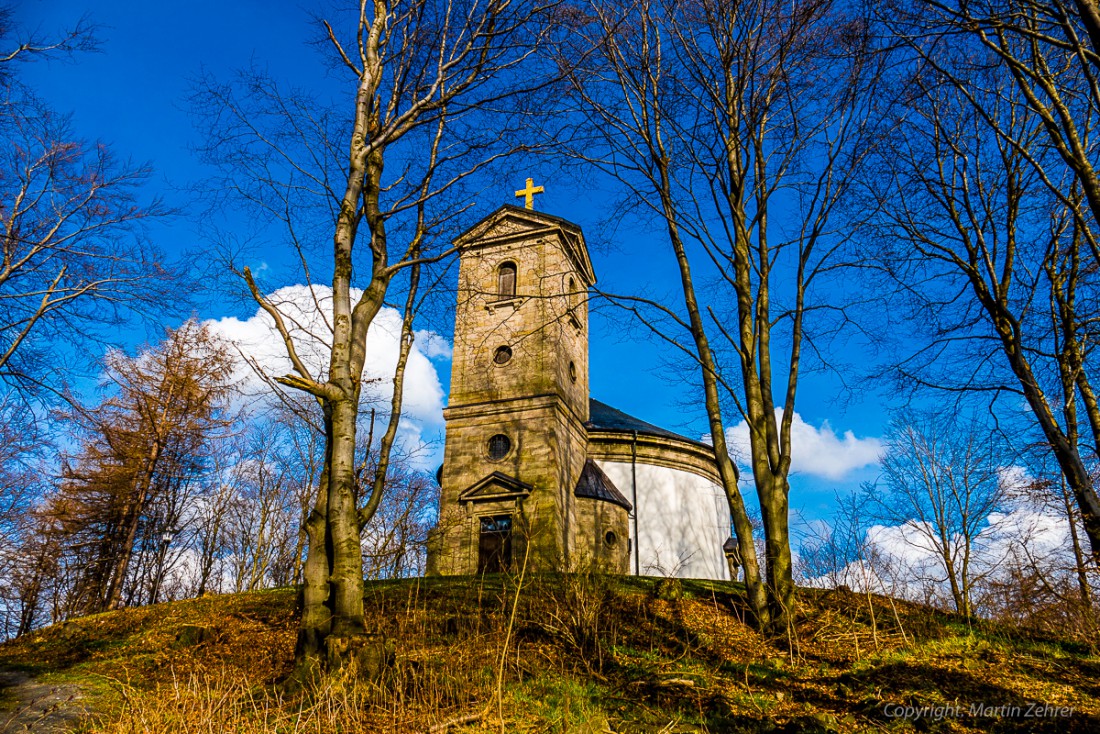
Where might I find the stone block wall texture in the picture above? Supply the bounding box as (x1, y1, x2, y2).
(572, 496, 631, 573)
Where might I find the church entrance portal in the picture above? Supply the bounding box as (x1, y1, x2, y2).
(478, 515, 513, 573)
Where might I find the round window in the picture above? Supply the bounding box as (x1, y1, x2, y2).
(604, 531, 617, 547)
(569, 361, 577, 383)
(487, 434, 511, 460)
(493, 345, 513, 365)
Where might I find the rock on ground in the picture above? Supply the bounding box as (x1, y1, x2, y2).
(0, 670, 85, 733)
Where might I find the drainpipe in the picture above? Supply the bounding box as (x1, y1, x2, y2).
(631, 430, 640, 576)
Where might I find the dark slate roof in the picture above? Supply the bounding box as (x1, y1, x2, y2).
(574, 459, 633, 511)
(587, 398, 707, 447)
(722, 537, 739, 553)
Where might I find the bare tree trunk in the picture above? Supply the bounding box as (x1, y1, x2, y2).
(657, 180, 770, 628)
(1074, 0, 1100, 60)
(941, 539, 967, 617)
(104, 442, 160, 610)
(326, 396, 366, 640)
(757, 474, 794, 625)
(987, 299, 1100, 561)
(1061, 479, 1095, 615)
(16, 544, 52, 637)
(296, 419, 333, 666)
(360, 263, 420, 528)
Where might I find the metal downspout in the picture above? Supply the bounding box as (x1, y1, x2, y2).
(632, 430, 640, 576)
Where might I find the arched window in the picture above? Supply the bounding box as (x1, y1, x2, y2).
(497, 262, 517, 298)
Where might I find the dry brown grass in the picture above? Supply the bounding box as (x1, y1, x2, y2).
(2, 577, 1099, 733)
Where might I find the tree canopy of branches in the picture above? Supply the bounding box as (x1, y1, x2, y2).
(556, 0, 881, 629)
(194, 0, 556, 671)
(866, 0, 1100, 565)
(0, 10, 172, 399)
(0, 7, 96, 72)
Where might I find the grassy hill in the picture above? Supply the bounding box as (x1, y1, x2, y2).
(0, 575, 1097, 732)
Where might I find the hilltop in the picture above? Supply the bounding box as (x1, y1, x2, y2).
(0, 576, 1097, 732)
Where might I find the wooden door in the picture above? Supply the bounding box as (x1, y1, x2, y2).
(478, 515, 512, 573)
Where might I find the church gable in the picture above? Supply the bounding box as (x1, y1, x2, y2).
(457, 471, 534, 504)
(455, 208, 552, 245)
(454, 204, 596, 285)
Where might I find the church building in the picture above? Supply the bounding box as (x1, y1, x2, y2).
(427, 188, 735, 580)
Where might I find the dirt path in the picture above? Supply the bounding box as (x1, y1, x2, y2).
(0, 670, 86, 733)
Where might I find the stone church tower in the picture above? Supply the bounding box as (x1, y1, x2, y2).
(427, 203, 632, 574)
(428, 195, 735, 580)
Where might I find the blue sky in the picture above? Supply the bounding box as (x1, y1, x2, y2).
(13, 0, 890, 521)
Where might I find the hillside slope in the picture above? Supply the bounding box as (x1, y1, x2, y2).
(0, 576, 1097, 733)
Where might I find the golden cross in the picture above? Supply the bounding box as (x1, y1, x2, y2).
(514, 177, 545, 210)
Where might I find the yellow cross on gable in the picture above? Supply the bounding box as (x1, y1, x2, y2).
(514, 177, 545, 210)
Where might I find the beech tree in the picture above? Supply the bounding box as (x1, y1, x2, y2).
(195, 0, 555, 671)
(864, 412, 1008, 618)
(557, 0, 880, 629)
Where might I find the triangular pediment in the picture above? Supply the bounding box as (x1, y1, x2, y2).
(454, 204, 596, 285)
(457, 471, 533, 504)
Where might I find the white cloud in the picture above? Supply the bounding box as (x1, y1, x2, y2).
(806, 500, 1077, 608)
(204, 284, 450, 466)
(725, 409, 882, 480)
(414, 329, 452, 360)
(996, 465, 1032, 493)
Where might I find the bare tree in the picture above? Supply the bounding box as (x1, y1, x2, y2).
(882, 0, 1100, 257)
(361, 462, 439, 579)
(863, 411, 1008, 617)
(182, 443, 240, 598)
(0, 12, 172, 399)
(0, 8, 178, 629)
(556, 0, 881, 629)
(979, 453, 1099, 641)
(0, 395, 52, 637)
(859, 14, 1100, 564)
(193, 0, 556, 672)
(220, 428, 301, 593)
(0, 6, 96, 73)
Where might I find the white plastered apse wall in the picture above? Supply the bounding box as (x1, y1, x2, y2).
(595, 460, 731, 580)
